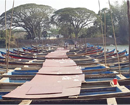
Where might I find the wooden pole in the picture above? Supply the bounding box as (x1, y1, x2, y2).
(127, 0, 130, 77)
(7, 0, 15, 73)
(108, 0, 121, 76)
(98, 0, 107, 66)
(5, 0, 8, 73)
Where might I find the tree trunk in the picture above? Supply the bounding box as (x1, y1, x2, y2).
(74, 30, 79, 38)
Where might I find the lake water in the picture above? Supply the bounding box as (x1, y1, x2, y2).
(0, 48, 22, 52)
(101, 45, 129, 53)
(0, 48, 23, 56)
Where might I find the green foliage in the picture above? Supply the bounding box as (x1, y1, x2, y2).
(91, 1, 129, 44)
(0, 2, 128, 44)
(111, 1, 129, 44)
(0, 4, 55, 40)
(50, 28, 59, 34)
(42, 31, 47, 37)
(79, 27, 101, 38)
(52, 7, 98, 38)
(71, 33, 75, 38)
(0, 30, 15, 47)
(59, 25, 73, 38)
(0, 30, 6, 40)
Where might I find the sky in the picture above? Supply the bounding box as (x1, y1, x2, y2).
(0, 0, 126, 15)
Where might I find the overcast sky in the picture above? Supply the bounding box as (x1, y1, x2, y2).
(0, 0, 126, 15)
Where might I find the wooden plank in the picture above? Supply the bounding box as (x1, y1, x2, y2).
(117, 86, 130, 92)
(100, 64, 109, 68)
(29, 60, 33, 63)
(83, 68, 109, 73)
(82, 81, 110, 88)
(32, 59, 44, 62)
(0, 82, 23, 85)
(0, 83, 22, 89)
(107, 60, 129, 66)
(21, 67, 41, 70)
(24, 65, 29, 67)
(19, 100, 32, 105)
(2, 75, 34, 78)
(85, 73, 117, 78)
(14, 68, 21, 70)
(0, 89, 13, 92)
(107, 97, 117, 105)
(69, 91, 130, 99)
(2, 70, 14, 76)
(0, 77, 8, 82)
(116, 74, 126, 79)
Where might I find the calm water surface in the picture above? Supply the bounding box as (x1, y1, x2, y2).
(101, 45, 129, 53)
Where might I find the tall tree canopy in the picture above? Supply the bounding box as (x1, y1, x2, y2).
(98, 8, 113, 36)
(52, 8, 98, 38)
(0, 3, 54, 39)
(95, 1, 129, 44)
(111, 1, 129, 43)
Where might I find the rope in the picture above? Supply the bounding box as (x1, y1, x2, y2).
(108, 0, 121, 76)
(6, 0, 15, 73)
(98, 0, 107, 66)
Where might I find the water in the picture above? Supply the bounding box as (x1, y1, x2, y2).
(102, 45, 129, 53)
(0, 48, 23, 56)
(0, 48, 22, 52)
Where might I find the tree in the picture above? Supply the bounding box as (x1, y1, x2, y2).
(111, 1, 129, 44)
(95, 1, 129, 44)
(58, 24, 73, 38)
(0, 3, 54, 39)
(96, 8, 114, 37)
(0, 30, 15, 47)
(42, 31, 47, 38)
(52, 8, 98, 38)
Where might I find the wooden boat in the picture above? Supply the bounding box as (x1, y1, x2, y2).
(0, 0, 129, 102)
(67, 48, 104, 57)
(0, 60, 43, 67)
(98, 49, 127, 59)
(0, 63, 42, 69)
(22, 46, 57, 53)
(22, 47, 42, 53)
(71, 49, 115, 61)
(81, 65, 109, 73)
(76, 61, 99, 66)
(90, 49, 115, 58)
(70, 49, 115, 62)
(0, 56, 5, 59)
(1, 71, 130, 103)
(8, 50, 48, 58)
(13, 49, 51, 55)
(0, 52, 46, 60)
(0, 45, 129, 104)
(99, 54, 129, 63)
